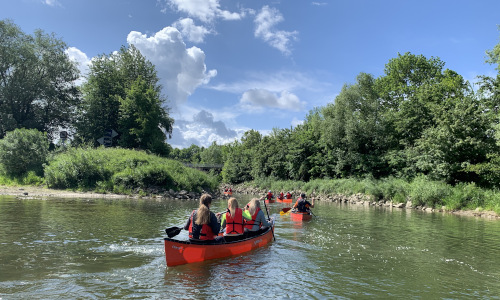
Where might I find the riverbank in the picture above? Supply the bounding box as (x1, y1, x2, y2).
(2, 184, 498, 220)
(0, 185, 208, 200)
(225, 184, 500, 220)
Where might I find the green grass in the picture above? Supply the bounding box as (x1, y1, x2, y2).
(43, 147, 219, 194)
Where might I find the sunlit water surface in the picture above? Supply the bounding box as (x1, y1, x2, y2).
(1, 195, 500, 299)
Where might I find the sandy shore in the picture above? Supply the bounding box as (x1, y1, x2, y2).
(0, 185, 134, 199)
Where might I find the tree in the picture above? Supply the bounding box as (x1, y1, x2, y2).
(118, 77, 173, 155)
(74, 45, 173, 154)
(0, 128, 49, 176)
(0, 19, 80, 140)
(322, 73, 387, 178)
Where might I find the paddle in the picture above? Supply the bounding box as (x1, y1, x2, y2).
(165, 226, 182, 238)
(280, 207, 292, 215)
(262, 196, 276, 241)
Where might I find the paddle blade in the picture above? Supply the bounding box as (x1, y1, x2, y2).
(281, 207, 292, 213)
(165, 226, 182, 238)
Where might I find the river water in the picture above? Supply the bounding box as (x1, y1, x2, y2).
(1, 194, 499, 299)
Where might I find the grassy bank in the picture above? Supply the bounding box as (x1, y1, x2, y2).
(243, 176, 500, 214)
(1, 147, 219, 195)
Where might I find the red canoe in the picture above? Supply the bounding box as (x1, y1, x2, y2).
(265, 199, 276, 203)
(164, 224, 275, 266)
(290, 211, 312, 221)
(277, 198, 293, 203)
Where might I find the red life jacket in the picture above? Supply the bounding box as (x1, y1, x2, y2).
(188, 210, 216, 240)
(286, 193, 292, 199)
(278, 192, 284, 200)
(244, 207, 261, 230)
(225, 208, 244, 234)
(266, 192, 273, 200)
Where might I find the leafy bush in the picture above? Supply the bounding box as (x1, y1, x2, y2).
(0, 129, 49, 176)
(408, 175, 451, 207)
(44, 147, 218, 193)
(443, 183, 484, 210)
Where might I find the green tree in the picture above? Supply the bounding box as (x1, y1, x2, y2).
(200, 141, 224, 165)
(0, 128, 49, 176)
(74, 45, 173, 154)
(322, 73, 387, 178)
(0, 19, 80, 140)
(118, 77, 173, 155)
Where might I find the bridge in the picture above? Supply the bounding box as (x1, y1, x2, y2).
(183, 163, 224, 172)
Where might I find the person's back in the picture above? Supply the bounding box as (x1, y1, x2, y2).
(293, 193, 314, 213)
(221, 197, 251, 242)
(243, 199, 273, 236)
(184, 194, 221, 243)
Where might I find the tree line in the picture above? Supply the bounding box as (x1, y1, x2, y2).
(2, 18, 500, 190)
(176, 30, 500, 189)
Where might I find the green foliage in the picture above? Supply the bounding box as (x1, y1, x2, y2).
(0, 128, 49, 176)
(44, 147, 218, 192)
(74, 45, 173, 154)
(408, 176, 452, 207)
(0, 19, 80, 140)
(442, 182, 484, 210)
(117, 77, 173, 155)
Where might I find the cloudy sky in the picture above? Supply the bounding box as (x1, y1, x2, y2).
(2, 0, 499, 148)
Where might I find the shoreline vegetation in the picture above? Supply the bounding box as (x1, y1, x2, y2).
(0, 147, 499, 220)
(1, 179, 498, 220)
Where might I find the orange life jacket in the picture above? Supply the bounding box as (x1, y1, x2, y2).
(244, 207, 261, 230)
(188, 210, 216, 240)
(225, 208, 244, 234)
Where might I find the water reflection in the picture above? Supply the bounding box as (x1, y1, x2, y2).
(2, 194, 500, 299)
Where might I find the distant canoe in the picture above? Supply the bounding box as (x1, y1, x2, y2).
(290, 211, 312, 221)
(224, 191, 233, 196)
(277, 198, 293, 203)
(164, 224, 275, 266)
(265, 198, 276, 204)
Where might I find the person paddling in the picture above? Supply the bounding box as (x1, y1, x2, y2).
(243, 198, 273, 237)
(184, 194, 221, 244)
(220, 198, 252, 242)
(292, 193, 315, 214)
(285, 191, 292, 199)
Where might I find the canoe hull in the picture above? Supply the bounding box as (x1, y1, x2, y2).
(290, 211, 312, 221)
(277, 198, 293, 203)
(164, 225, 274, 266)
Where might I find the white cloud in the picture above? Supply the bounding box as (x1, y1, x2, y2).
(240, 89, 304, 112)
(173, 18, 212, 43)
(42, 0, 61, 7)
(254, 6, 298, 55)
(65, 47, 90, 85)
(127, 27, 217, 107)
(291, 117, 304, 127)
(169, 109, 242, 148)
(166, 0, 245, 23)
(210, 70, 322, 94)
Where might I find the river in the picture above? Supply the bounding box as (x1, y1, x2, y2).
(1, 194, 499, 299)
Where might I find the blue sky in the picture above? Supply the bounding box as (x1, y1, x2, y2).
(1, 0, 499, 148)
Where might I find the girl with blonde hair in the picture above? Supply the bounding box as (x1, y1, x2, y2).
(184, 194, 221, 243)
(220, 197, 251, 242)
(244, 198, 273, 236)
